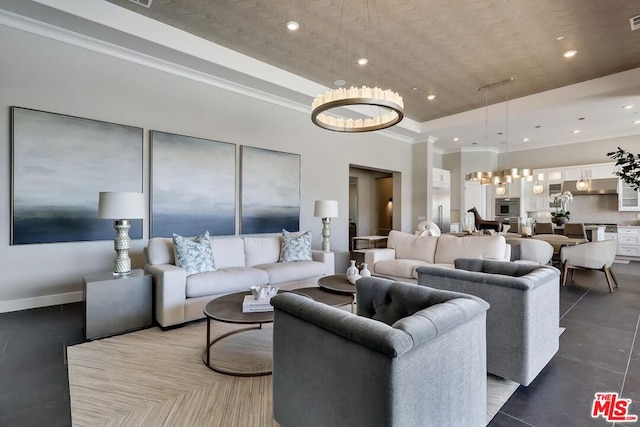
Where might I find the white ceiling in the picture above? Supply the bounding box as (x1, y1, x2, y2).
(3, 0, 640, 153)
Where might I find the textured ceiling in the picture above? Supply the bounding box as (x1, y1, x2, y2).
(105, 0, 640, 123)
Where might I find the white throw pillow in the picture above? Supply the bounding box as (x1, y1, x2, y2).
(172, 231, 216, 276)
(279, 229, 312, 262)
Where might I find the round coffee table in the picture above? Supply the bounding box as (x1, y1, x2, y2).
(203, 291, 274, 377)
(318, 274, 357, 295)
(293, 287, 354, 308)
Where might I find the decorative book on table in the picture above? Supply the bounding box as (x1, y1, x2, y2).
(242, 295, 274, 313)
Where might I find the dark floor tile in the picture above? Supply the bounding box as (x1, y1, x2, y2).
(0, 363, 69, 417)
(488, 411, 533, 426)
(500, 355, 624, 427)
(619, 357, 640, 415)
(0, 397, 71, 427)
(562, 291, 640, 333)
(0, 332, 65, 376)
(559, 286, 589, 312)
(558, 318, 634, 374)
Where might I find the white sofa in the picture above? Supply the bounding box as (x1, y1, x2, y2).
(364, 230, 510, 283)
(145, 234, 335, 328)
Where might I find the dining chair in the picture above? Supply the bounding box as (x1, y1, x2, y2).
(560, 239, 618, 292)
(564, 223, 588, 240)
(535, 222, 554, 234)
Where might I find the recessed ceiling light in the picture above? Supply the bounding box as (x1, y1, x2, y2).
(453, 137, 459, 142)
(471, 142, 478, 145)
(634, 120, 640, 124)
(578, 117, 585, 120)
(334, 79, 346, 87)
(427, 95, 436, 101)
(556, 35, 564, 41)
(563, 50, 577, 58)
(412, 87, 418, 91)
(623, 105, 635, 110)
(522, 138, 529, 142)
(286, 21, 299, 31)
(357, 58, 368, 65)
(535, 125, 542, 128)
(572, 129, 580, 134)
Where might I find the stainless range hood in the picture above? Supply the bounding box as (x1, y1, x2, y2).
(562, 178, 619, 195)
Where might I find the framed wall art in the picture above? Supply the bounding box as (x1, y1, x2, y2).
(11, 107, 143, 245)
(151, 131, 236, 237)
(241, 146, 300, 234)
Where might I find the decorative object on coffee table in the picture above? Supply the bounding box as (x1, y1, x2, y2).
(314, 200, 338, 252)
(98, 192, 145, 276)
(346, 260, 358, 277)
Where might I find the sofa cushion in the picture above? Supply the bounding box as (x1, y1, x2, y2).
(146, 237, 174, 265)
(172, 231, 216, 276)
(279, 230, 313, 262)
(374, 259, 430, 280)
(254, 260, 326, 285)
(434, 235, 506, 265)
(210, 236, 246, 268)
(386, 230, 437, 264)
(243, 235, 281, 266)
(185, 267, 269, 298)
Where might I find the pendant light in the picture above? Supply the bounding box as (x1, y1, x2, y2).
(532, 173, 544, 194)
(576, 169, 589, 191)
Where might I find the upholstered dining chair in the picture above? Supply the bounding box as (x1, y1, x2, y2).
(535, 222, 554, 234)
(560, 239, 618, 292)
(563, 223, 588, 240)
(270, 277, 489, 427)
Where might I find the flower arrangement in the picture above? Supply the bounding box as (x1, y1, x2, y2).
(549, 191, 573, 220)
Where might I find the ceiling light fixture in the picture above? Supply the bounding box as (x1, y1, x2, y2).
(532, 173, 545, 194)
(623, 105, 635, 109)
(311, 1, 404, 133)
(563, 50, 577, 58)
(286, 21, 300, 31)
(572, 129, 580, 134)
(427, 94, 436, 101)
(634, 120, 640, 124)
(357, 58, 369, 65)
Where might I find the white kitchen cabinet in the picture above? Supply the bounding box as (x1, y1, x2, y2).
(618, 180, 640, 211)
(432, 168, 450, 188)
(591, 163, 617, 179)
(617, 226, 640, 257)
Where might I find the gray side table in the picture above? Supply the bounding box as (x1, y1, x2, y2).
(83, 269, 152, 340)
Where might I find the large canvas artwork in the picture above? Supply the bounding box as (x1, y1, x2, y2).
(11, 107, 143, 245)
(241, 146, 300, 234)
(151, 131, 236, 237)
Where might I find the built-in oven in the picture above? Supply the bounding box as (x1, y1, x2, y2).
(495, 198, 520, 218)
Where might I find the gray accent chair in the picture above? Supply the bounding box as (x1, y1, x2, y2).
(270, 277, 490, 427)
(416, 259, 560, 386)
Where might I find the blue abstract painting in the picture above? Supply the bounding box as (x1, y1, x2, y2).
(151, 131, 236, 237)
(241, 146, 300, 234)
(11, 107, 143, 245)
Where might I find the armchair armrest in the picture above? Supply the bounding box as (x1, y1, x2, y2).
(146, 263, 187, 327)
(312, 250, 335, 275)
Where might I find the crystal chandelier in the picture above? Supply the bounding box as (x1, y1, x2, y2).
(311, 87, 404, 132)
(310, 0, 404, 133)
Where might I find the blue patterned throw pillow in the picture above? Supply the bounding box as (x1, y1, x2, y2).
(280, 229, 312, 262)
(172, 231, 216, 276)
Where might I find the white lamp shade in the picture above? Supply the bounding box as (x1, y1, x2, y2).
(98, 192, 145, 219)
(314, 200, 338, 218)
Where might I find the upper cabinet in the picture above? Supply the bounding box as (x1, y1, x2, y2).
(618, 180, 640, 211)
(432, 168, 450, 188)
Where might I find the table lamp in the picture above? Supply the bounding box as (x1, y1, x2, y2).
(98, 192, 145, 276)
(314, 200, 338, 252)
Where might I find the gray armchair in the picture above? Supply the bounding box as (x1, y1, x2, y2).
(417, 259, 560, 386)
(270, 277, 490, 427)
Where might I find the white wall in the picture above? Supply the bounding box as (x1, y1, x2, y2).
(0, 24, 416, 310)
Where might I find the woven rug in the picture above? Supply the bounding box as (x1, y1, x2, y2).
(68, 321, 519, 426)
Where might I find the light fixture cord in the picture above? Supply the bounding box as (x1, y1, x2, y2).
(484, 87, 489, 172)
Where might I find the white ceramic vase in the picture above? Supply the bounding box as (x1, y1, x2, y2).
(360, 263, 371, 277)
(346, 260, 358, 278)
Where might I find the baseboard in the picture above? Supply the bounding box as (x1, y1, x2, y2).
(0, 291, 83, 313)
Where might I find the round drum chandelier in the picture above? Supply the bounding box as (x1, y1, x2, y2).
(311, 86, 404, 132)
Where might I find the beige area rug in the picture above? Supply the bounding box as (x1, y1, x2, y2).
(68, 321, 519, 427)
